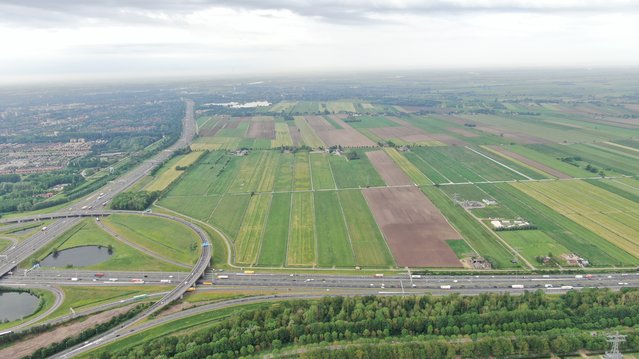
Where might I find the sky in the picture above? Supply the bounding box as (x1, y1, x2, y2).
(0, 0, 638, 84)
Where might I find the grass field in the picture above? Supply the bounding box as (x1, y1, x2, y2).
(338, 190, 394, 267)
(234, 194, 271, 265)
(347, 115, 399, 128)
(410, 147, 529, 182)
(383, 148, 432, 185)
(293, 151, 312, 191)
(293, 116, 325, 148)
(25, 219, 184, 271)
(512, 180, 639, 262)
(208, 194, 251, 240)
(269, 101, 297, 113)
(145, 151, 204, 192)
(103, 214, 201, 266)
(505, 144, 593, 178)
(258, 192, 291, 266)
(273, 152, 294, 191)
(287, 192, 316, 266)
(314, 191, 355, 267)
(326, 101, 356, 113)
(328, 153, 385, 188)
(156, 195, 221, 222)
(230, 151, 278, 193)
(310, 152, 336, 190)
(0, 239, 11, 252)
(446, 239, 476, 258)
(477, 182, 637, 266)
(272, 122, 294, 147)
(421, 186, 519, 268)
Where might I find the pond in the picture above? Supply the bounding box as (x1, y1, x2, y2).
(39, 245, 113, 267)
(0, 291, 40, 322)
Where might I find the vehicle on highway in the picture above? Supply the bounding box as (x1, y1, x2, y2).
(374, 273, 384, 278)
(440, 285, 451, 289)
(41, 226, 47, 231)
(216, 275, 229, 279)
(511, 284, 525, 289)
(95, 273, 105, 277)
(160, 279, 172, 283)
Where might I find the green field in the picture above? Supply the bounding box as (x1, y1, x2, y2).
(310, 152, 336, 190)
(421, 186, 519, 268)
(314, 191, 355, 267)
(145, 151, 203, 192)
(347, 115, 399, 128)
(103, 214, 201, 265)
(293, 116, 324, 148)
(338, 190, 394, 267)
(208, 194, 251, 239)
(26, 219, 184, 271)
(287, 192, 316, 266)
(258, 192, 291, 266)
(328, 153, 385, 188)
(293, 151, 312, 191)
(273, 152, 294, 191)
(234, 194, 271, 265)
(477, 182, 638, 266)
(512, 180, 639, 263)
(272, 122, 293, 147)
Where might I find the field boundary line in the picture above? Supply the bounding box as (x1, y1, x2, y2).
(284, 191, 294, 266)
(466, 146, 533, 180)
(412, 151, 453, 183)
(308, 151, 315, 191)
(360, 188, 396, 268)
(253, 193, 274, 267)
(327, 153, 339, 190)
(335, 191, 358, 263)
(310, 192, 318, 267)
(204, 195, 224, 224)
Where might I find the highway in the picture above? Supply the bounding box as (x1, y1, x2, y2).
(0, 99, 196, 279)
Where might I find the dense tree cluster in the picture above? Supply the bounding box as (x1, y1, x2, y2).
(110, 190, 160, 211)
(107, 289, 639, 359)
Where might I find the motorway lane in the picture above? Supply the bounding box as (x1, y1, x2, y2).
(0, 218, 81, 277)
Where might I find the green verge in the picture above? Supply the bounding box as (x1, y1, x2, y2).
(103, 214, 201, 266)
(42, 286, 168, 322)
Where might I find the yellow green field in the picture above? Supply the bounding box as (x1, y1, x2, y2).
(513, 180, 639, 258)
(272, 122, 293, 147)
(287, 192, 316, 266)
(234, 194, 271, 265)
(145, 151, 204, 191)
(383, 148, 432, 185)
(293, 116, 325, 148)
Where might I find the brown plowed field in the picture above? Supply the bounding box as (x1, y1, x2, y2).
(289, 125, 303, 146)
(247, 121, 275, 139)
(362, 186, 462, 267)
(224, 121, 239, 129)
(486, 146, 571, 179)
(200, 120, 225, 137)
(305, 115, 334, 131)
(366, 150, 413, 186)
(370, 126, 416, 139)
(316, 129, 376, 147)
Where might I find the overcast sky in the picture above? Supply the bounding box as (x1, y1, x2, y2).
(1, 0, 638, 84)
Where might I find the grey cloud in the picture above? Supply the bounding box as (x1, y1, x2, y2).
(1, 0, 639, 27)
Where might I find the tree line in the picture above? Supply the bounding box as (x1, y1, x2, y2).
(105, 289, 639, 359)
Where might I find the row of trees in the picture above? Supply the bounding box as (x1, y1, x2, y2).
(108, 289, 639, 359)
(110, 190, 160, 211)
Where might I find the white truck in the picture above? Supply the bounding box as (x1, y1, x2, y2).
(216, 275, 229, 279)
(511, 284, 525, 289)
(440, 285, 451, 289)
